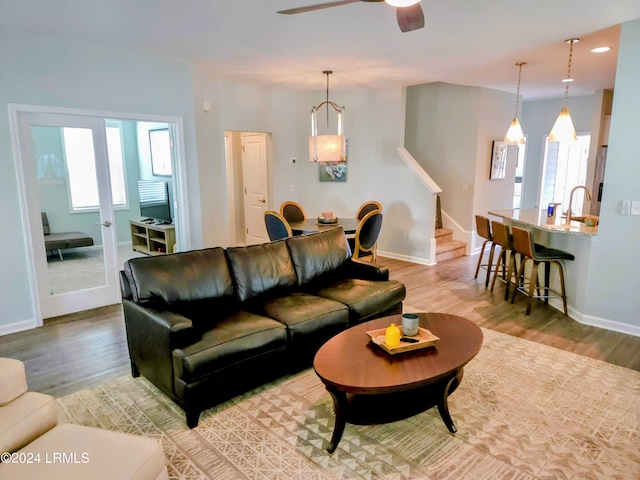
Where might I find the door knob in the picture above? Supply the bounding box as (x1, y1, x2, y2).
(259, 199, 266, 203)
(95, 221, 112, 227)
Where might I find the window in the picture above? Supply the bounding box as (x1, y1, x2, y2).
(63, 123, 127, 212)
(540, 134, 590, 216)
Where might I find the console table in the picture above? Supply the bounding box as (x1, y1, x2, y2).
(129, 219, 176, 255)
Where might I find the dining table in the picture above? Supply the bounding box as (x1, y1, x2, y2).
(288, 217, 360, 235)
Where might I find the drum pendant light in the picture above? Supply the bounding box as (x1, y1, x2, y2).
(309, 71, 346, 163)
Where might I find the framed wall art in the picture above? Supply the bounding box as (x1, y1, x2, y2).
(149, 128, 172, 176)
(490, 140, 507, 180)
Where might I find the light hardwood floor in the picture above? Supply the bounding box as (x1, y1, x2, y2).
(1, 253, 638, 398)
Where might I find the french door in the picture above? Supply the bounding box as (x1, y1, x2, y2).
(16, 112, 119, 319)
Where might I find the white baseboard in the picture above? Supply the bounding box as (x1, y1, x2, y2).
(378, 250, 436, 266)
(540, 298, 640, 338)
(0, 318, 37, 336)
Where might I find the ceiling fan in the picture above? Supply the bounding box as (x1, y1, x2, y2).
(277, 0, 425, 33)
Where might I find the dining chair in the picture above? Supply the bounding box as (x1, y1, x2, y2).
(280, 201, 306, 223)
(353, 210, 383, 262)
(264, 211, 292, 241)
(356, 200, 382, 220)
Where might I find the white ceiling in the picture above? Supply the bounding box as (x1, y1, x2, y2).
(3, 0, 640, 100)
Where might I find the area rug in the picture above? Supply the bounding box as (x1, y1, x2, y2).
(57, 328, 640, 480)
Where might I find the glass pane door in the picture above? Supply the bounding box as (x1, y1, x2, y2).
(18, 113, 119, 319)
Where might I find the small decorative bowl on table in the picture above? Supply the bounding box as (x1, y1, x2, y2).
(317, 216, 339, 224)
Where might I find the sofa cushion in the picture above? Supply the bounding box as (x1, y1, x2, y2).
(316, 278, 406, 322)
(0, 358, 28, 406)
(0, 424, 168, 480)
(262, 293, 349, 342)
(124, 248, 234, 305)
(0, 391, 58, 454)
(226, 240, 297, 303)
(286, 228, 350, 286)
(172, 311, 288, 383)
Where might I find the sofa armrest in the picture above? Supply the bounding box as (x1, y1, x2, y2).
(340, 258, 390, 281)
(122, 299, 197, 396)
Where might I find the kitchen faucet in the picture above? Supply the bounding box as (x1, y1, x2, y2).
(566, 186, 592, 224)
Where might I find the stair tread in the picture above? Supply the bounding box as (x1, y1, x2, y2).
(436, 239, 467, 253)
(434, 228, 454, 238)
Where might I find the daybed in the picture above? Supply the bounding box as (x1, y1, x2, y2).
(120, 227, 406, 427)
(42, 212, 94, 261)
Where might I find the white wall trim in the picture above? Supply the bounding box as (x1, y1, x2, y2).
(577, 314, 640, 338)
(542, 298, 640, 338)
(0, 318, 37, 336)
(396, 147, 442, 195)
(378, 250, 436, 266)
(441, 209, 474, 254)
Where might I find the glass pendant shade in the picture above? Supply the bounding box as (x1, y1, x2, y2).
(386, 0, 420, 6)
(309, 135, 346, 163)
(548, 106, 577, 143)
(503, 118, 526, 145)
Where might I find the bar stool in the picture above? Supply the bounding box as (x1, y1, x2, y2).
(510, 226, 574, 315)
(474, 215, 497, 287)
(489, 221, 519, 301)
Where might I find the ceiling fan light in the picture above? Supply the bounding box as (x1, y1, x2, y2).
(548, 107, 577, 143)
(386, 0, 420, 7)
(503, 118, 526, 145)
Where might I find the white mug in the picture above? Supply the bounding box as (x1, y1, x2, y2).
(401, 313, 419, 336)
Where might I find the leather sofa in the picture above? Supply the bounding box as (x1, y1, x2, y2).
(0, 358, 168, 480)
(120, 227, 405, 428)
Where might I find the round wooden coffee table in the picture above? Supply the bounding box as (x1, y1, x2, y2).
(313, 312, 483, 453)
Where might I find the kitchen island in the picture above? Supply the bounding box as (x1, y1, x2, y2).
(487, 209, 597, 319)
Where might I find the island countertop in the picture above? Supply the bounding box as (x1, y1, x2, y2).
(488, 209, 598, 237)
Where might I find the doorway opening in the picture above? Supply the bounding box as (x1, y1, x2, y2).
(11, 105, 189, 323)
(225, 131, 272, 246)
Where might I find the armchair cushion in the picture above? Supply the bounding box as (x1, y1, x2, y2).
(0, 391, 58, 454)
(0, 358, 28, 406)
(0, 424, 168, 480)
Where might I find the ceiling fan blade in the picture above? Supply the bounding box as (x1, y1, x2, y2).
(396, 3, 425, 32)
(278, 0, 360, 15)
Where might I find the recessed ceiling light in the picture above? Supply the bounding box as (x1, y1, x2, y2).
(591, 46, 611, 53)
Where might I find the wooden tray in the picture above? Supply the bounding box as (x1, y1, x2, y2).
(366, 327, 440, 355)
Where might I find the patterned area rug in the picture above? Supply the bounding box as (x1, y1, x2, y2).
(57, 328, 640, 480)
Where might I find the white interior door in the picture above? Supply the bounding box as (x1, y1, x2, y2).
(241, 133, 269, 244)
(17, 112, 119, 319)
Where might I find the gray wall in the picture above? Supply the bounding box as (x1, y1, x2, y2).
(584, 19, 640, 328)
(404, 82, 516, 242)
(0, 30, 198, 330)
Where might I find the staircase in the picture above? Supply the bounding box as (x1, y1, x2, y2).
(435, 228, 467, 262)
(434, 195, 466, 262)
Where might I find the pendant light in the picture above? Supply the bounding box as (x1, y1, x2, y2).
(386, 0, 421, 6)
(548, 39, 579, 143)
(503, 62, 527, 145)
(309, 71, 346, 163)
